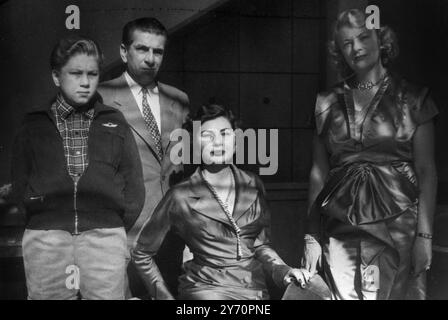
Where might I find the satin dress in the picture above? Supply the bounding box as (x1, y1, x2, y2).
(311, 74, 438, 300)
(132, 165, 291, 300)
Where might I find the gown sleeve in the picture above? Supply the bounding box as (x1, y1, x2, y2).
(131, 188, 179, 299)
(410, 87, 439, 125)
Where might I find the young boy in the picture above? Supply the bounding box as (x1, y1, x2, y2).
(11, 35, 145, 300)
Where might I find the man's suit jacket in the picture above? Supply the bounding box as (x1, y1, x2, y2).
(98, 74, 190, 248)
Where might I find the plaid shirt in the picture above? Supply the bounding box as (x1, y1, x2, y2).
(51, 94, 94, 178)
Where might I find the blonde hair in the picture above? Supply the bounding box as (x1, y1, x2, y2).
(328, 9, 399, 78)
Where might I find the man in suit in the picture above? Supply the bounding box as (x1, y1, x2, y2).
(98, 17, 189, 298)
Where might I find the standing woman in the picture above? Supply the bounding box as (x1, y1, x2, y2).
(303, 9, 438, 300)
(132, 104, 309, 300)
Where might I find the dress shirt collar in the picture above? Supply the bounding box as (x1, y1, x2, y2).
(55, 93, 95, 120)
(124, 71, 159, 96)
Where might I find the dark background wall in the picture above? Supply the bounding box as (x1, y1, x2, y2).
(157, 0, 326, 184)
(1, 0, 448, 299)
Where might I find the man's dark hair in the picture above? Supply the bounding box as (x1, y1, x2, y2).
(122, 17, 168, 47)
(50, 35, 103, 71)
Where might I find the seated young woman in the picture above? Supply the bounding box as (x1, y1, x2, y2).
(131, 104, 310, 300)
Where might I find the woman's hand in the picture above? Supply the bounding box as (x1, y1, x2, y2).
(301, 234, 322, 276)
(283, 268, 312, 288)
(412, 236, 432, 276)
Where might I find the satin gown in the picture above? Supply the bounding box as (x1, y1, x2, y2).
(132, 165, 291, 300)
(311, 73, 438, 300)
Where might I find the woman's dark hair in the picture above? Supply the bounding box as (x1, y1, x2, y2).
(50, 35, 103, 71)
(184, 104, 240, 133)
(329, 8, 399, 78)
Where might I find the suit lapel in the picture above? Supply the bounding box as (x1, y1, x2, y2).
(158, 83, 176, 153)
(112, 74, 160, 163)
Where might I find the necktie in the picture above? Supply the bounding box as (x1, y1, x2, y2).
(141, 88, 163, 161)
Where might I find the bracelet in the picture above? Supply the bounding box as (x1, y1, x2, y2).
(417, 232, 433, 240)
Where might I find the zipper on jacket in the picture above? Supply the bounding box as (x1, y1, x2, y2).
(73, 176, 80, 235)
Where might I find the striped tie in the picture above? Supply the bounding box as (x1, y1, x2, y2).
(141, 88, 163, 161)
